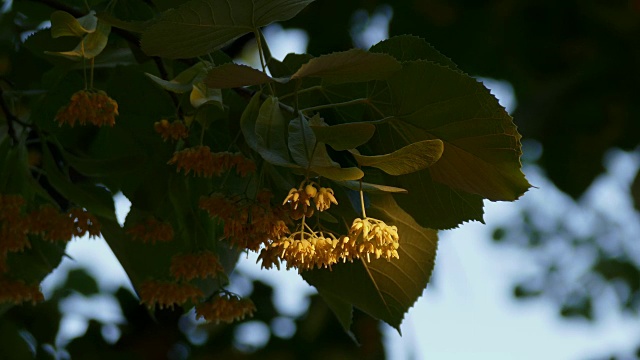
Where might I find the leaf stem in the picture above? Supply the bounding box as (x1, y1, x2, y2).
(89, 57, 95, 89)
(254, 30, 274, 95)
(280, 85, 323, 101)
(359, 179, 367, 218)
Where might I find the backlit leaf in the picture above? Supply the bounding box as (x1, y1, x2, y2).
(50, 11, 97, 38)
(190, 82, 223, 108)
(146, 61, 211, 93)
(350, 139, 444, 175)
(46, 21, 111, 60)
(141, 0, 315, 58)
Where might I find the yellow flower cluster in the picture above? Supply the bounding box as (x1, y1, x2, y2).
(195, 292, 256, 324)
(199, 191, 290, 252)
(154, 119, 189, 142)
(283, 183, 338, 219)
(0, 277, 44, 305)
(259, 217, 400, 271)
(168, 146, 256, 178)
(170, 250, 224, 281)
(126, 217, 174, 244)
(139, 279, 204, 310)
(55, 90, 119, 127)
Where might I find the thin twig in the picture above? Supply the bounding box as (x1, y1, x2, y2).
(0, 89, 20, 145)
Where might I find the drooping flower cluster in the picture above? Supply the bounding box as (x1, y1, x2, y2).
(170, 250, 225, 281)
(139, 280, 204, 310)
(168, 146, 256, 178)
(125, 217, 174, 244)
(0, 277, 44, 305)
(195, 292, 256, 324)
(282, 182, 338, 219)
(256, 185, 400, 271)
(199, 191, 290, 252)
(55, 90, 119, 127)
(0, 194, 101, 304)
(154, 119, 189, 142)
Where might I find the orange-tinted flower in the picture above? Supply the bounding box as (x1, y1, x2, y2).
(0, 195, 30, 256)
(68, 208, 101, 238)
(139, 280, 203, 310)
(28, 205, 74, 243)
(55, 90, 119, 127)
(0, 277, 44, 305)
(168, 147, 255, 178)
(170, 251, 225, 281)
(154, 119, 189, 142)
(126, 217, 174, 244)
(195, 293, 256, 324)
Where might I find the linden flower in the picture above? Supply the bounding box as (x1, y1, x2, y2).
(139, 280, 203, 310)
(313, 187, 338, 212)
(154, 119, 189, 142)
(126, 217, 174, 244)
(0, 277, 44, 305)
(170, 251, 225, 281)
(0, 195, 30, 256)
(168, 147, 255, 178)
(28, 205, 75, 243)
(55, 90, 119, 127)
(348, 218, 400, 262)
(195, 293, 256, 324)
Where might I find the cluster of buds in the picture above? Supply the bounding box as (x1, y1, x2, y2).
(199, 191, 290, 252)
(154, 119, 189, 142)
(168, 146, 256, 178)
(125, 217, 174, 244)
(0, 194, 101, 305)
(195, 292, 256, 324)
(55, 90, 119, 127)
(139, 280, 204, 310)
(169, 250, 225, 281)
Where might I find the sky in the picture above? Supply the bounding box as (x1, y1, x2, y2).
(38, 12, 640, 360)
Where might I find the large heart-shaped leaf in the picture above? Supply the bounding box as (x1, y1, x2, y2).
(303, 194, 438, 332)
(141, 0, 315, 58)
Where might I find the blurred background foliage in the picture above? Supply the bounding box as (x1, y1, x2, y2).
(1, 0, 639, 359)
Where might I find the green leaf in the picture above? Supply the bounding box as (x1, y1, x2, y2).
(145, 61, 211, 93)
(96, 12, 153, 33)
(255, 96, 297, 167)
(141, 0, 315, 58)
(310, 166, 363, 181)
(205, 63, 284, 89)
(351, 139, 444, 175)
(268, 53, 314, 77)
(291, 48, 401, 84)
(303, 195, 438, 331)
(50, 10, 97, 38)
(310, 121, 376, 151)
(370, 35, 460, 71)
(46, 21, 111, 60)
(190, 82, 223, 108)
(42, 144, 116, 220)
(241, 91, 263, 152)
(317, 291, 354, 335)
(288, 113, 316, 167)
(335, 180, 408, 194)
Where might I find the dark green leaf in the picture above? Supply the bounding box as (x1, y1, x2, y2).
(255, 96, 297, 167)
(351, 139, 444, 175)
(62, 149, 146, 178)
(370, 35, 460, 71)
(205, 63, 284, 89)
(291, 48, 401, 84)
(310, 166, 363, 181)
(304, 195, 438, 331)
(288, 113, 316, 167)
(141, 0, 315, 58)
(310, 121, 375, 151)
(241, 91, 264, 152)
(42, 145, 116, 220)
